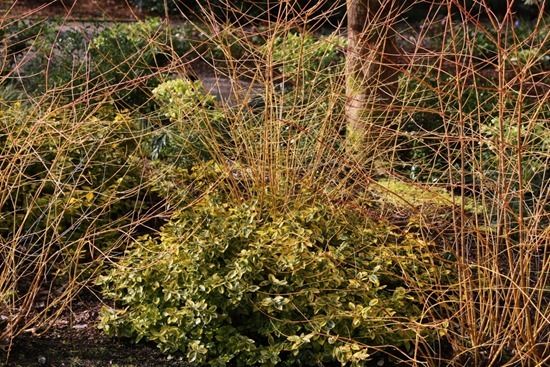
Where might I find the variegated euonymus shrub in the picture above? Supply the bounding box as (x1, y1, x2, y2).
(149, 79, 227, 166)
(98, 189, 453, 366)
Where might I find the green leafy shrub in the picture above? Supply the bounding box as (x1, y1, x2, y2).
(396, 59, 548, 194)
(0, 102, 151, 271)
(35, 28, 89, 93)
(143, 160, 230, 210)
(153, 78, 222, 121)
(172, 22, 254, 65)
(271, 32, 346, 89)
(0, 20, 90, 95)
(450, 27, 498, 60)
(99, 191, 453, 366)
(149, 78, 227, 167)
(446, 19, 549, 62)
(508, 19, 550, 69)
(89, 19, 172, 107)
(150, 22, 234, 60)
(480, 114, 550, 207)
(1, 19, 261, 104)
(89, 20, 250, 108)
(265, 33, 348, 156)
(0, 19, 46, 68)
(395, 60, 502, 182)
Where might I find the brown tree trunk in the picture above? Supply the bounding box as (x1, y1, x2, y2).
(345, 0, 400, 164)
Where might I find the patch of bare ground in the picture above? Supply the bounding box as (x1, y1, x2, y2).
(1, 0, 143, 21)
(4, 297, 190, 366)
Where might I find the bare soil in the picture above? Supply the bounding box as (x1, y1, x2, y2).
(1, 0, 144, 21)
(3, 298, 189, 367)
(6, 334, 189, 367)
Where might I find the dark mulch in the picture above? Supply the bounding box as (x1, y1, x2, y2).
(5, 333, 190, 367)
(6, 333, 189, 367)
(4, 310, 189, 367)
(1, 0, 144, 21)
(2, 292, 189, 367)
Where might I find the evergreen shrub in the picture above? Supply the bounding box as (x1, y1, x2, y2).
(89, 19, 173, 107)
(270, 32, 346, 89)
(99, 190, 453, 366)
(149, 78, 227, 167)
(0, 101, 151, 274)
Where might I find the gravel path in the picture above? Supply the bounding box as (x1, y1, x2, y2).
(197, 75, 264, 106)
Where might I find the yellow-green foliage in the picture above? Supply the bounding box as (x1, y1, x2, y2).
(90, 19, 171, 106)
(373, 179, 479, 210)
(0, 101, 149, 269)
(153, 79, 224, 122)
(98, 189, 453, 366)
(270, 32, 346, 88)
(149, 79, 227, 166)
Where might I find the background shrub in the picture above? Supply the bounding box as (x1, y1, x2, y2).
(0, 20, 91, 95)
(270, 32, 346, 90)
(89, 19, 173, 108)
(148, 78, 227, 167)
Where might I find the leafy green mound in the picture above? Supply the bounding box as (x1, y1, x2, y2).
(98, 190, 451, 366)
